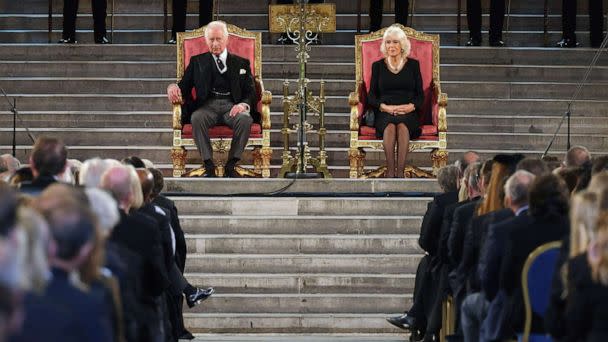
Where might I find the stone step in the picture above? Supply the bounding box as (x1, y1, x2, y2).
(164, 178, 440, 194)
(6, 77, 607, 100)
(171, 197, 431, 216)
(449, 114, 608, 134)
(178, 215, 425, 235)
(0, 111, 170, 128)
(184, 293, 410, 314)
(1, 44, 606, 67)
(0, 0, 599, 14)
(184, 253, 421, 274)
(0, 29, 601, 46)
(3, 60, 608, 83)
(184, 234, 422, 255)
(182, 313, 408, 334)
(184, 272, 415, 294)
(1, 13, 600, 32)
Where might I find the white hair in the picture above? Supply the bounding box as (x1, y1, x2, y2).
(0, 154, 20, 172)
(85, 188, 119, 237)
(141, 159, 154, 169)
(380, 25, 411, 58)
(80, 158, 121, 188)
(205, 20, 229, 40)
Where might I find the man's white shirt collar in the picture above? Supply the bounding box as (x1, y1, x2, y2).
(214, 49, 228, 74)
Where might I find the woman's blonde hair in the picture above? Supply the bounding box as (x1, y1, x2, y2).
(590, 213, 608, 286)
(380, 25, 411, 58)
(127, 165, 143, 211)
(570, 191, 600, 258)
(477, 162, 510, 216)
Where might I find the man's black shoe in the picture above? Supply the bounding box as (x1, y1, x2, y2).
(556, 38, 579, 48)
(386, 313, 417, 330)
(203, 167, 217, 177)
(168, 36, 177, 44)
(410, 329, 425, 342)
(58, 37, 77, 44)
(95, 36, 110, 44)
(465, 38, 481, 46)
(224, 158, 239, 178)
(186, 287, 214, 308)
(179, 330, 195, 340)
(489, 39, 504, 47)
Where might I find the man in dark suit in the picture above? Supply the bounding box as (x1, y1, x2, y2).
(369, 0, 410, 32)
(460, 170, 535, 342)
(19, 136, 67, 196)
(59, 0, 108, 44)
(466, 0, 505, 46)
(387, 165, 460, 336)
(167, 21, 256, 178)
(12, 185, 113, 342)
(170, 0, 214, 44)
(499, 174, 570, 335)
(557, 0, 604, 47)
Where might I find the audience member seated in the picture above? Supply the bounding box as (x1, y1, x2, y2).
(497, 173, 570, 336)
(79, 158, 121, 188)
(456, 151, 480, 201)
(367, 25, 424, 178)
(564, 145, 592, 168)
(12, 184, 113, 342)
(387, 165, 460, 338)
(463, 169, 536, 342)
(0, 155, 20, 183)
(592, 156, 608, 175)
(546, 190, 600, 341)
(563, 213, 608, 342)
(19, 136, 68, 196)
(515, 157, 549, 177)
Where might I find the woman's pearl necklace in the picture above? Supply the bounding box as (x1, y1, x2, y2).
(387, 57, 405, 73)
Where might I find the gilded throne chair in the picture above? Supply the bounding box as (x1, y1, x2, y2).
(348, 25, 448, 178)
(171, 24, 272, 178)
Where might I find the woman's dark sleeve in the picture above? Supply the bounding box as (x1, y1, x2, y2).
(367, 61, 381, 109)
(411, 59, 424, 111)
(544, 246, 568, 339)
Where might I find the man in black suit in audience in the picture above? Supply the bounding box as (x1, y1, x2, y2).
(466, 0, 505, 46)
(369, 0, 410, 32)
(170, 0, 214, 44)
(498, 174, 570, 335)
(461, 169, 535, 342)
(557, 0, 604, 47)
(167, 21, 257, 178)
(13, 185, 113, 342)
(19, 136, 67, 196)
(387, 165, 460, 337)
(60, 0, 109, 44)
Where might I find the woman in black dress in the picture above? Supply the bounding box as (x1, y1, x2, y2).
(367, 25, 424, 178)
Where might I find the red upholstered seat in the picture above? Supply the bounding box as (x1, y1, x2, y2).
(348, 25, 448, 178)
(171, 24, 272, 178)
(182, 123, 263, 139)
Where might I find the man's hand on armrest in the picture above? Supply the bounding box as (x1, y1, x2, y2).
(167, 83, 183, 104)
(229, 103, 250, 117)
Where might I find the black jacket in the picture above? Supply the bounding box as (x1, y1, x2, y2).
(178, 51, 258, 124)
(418, 191, 459, 255)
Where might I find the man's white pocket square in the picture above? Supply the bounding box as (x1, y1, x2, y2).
(239, 69, 246, 75)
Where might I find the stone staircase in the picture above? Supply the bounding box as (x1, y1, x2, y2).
(163, 178, 438, 334)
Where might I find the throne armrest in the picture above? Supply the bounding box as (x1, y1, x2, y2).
(172, 103, 183, 130)
(349, 81, 362, 132)
(432, 82, 448, 133)
(256, 77, 272, 130)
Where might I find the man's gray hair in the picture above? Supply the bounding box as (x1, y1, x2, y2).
(80, 158, 121, 188)
(565, 145, 591, 167)
(205, 20, 229, 39)
(0, 154, 20, 173)
(437, 165, 460, 193)
(504, 170, 536, 206)
(85, 188, 119, 236)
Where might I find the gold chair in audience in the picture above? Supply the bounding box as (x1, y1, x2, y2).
(170, 23, 272, 177)
(348, 24, 448, 178)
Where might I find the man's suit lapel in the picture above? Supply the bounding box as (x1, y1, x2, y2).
(226, 53, 240, 100)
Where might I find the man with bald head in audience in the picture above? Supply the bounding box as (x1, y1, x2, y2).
(564, 145, 591, 168)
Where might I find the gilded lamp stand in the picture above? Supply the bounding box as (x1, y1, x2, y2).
(269, 1, 335, 178)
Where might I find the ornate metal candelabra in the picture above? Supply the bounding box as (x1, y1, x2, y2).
(269, 1, 335, 178)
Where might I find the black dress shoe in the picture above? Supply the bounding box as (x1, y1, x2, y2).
(95, 36, 110, 44)
(186, 287, 214, 308)
(386, 313, 417, 330)
(179, 330, 195, 340)
(58, 37, 77, 44)
(465, 38, 481, 46)
(168, 37, 177, 44)
(203, 167, 217, 177)
(556, 38, 579, 48)
(489, 39, 504, 47)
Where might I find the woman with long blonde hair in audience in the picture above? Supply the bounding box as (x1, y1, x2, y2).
(564, 212, 608, 342)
